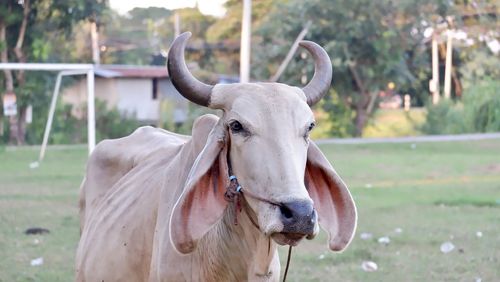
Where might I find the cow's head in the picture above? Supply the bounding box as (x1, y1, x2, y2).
(169, 32, 356, 254)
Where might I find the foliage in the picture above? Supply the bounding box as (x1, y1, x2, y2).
(159, 99, 219, 135)
(463, 79, 500, 132)
(421, 100, 465, 134)
(1, 72, 54, 144)
(24, 99, 140, 145)
(98, 7, 171, 65)
(250, 0, 453, 136)
(206, 0, 276, 42)
(363, 109, 426, 138)
(313, 89, 356, 138)
(0, 0, 108, 63)
(93, 100, 141, 141)
(459, 46, 500, 89)
(0, 0, 109, 144)
(99, 6, 216, 66)
(421, 79, 500, 134)
(2, 0, 499, 142)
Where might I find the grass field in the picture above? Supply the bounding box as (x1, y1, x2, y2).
(0, 140, 499, 281)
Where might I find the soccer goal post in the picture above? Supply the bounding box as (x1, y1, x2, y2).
(0, 63, 96, 161)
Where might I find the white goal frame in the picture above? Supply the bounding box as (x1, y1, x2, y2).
(0, 63, 95, 161)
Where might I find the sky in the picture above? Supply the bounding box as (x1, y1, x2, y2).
(109, 0, 227, 17)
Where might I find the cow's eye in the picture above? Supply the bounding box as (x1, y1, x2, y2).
(229, 121, 244, 133)
(304, 122, 315, 140)
(307, 122, 316, 132)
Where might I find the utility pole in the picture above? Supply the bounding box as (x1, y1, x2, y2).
(443, 30, 453, 99)
(240, 0, 252, 83)
(174, 12, 180, 38)
(431, 34, 440, 104)
(90, 20, 100, 65)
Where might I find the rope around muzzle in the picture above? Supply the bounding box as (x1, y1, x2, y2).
(223, 174, 293, 282)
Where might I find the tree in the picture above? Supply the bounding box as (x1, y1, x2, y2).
(252, 0, 458, 136)
(96, 7, 172, 65)
(0, 0, 107, 144)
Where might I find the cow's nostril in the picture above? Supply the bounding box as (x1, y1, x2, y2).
(279, 200, 315, 235)
(280, 205, 293, 219)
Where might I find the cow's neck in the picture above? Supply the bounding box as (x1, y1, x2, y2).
(195, 203, 279, 281)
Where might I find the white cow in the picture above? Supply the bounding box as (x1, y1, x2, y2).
(75, 32, 357, 282)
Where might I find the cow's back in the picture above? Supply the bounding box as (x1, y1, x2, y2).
(79, 126, 189, 231)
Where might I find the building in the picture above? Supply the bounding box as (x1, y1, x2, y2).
(62, 64, 186, 124)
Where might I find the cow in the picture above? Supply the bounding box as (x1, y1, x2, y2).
(75, 32, 357, 282)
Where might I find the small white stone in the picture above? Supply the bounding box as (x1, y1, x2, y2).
(378, 236, 390, 245)
(29, 161, 39, 169)
(440, 242, 455, 253)
(360, 232, 373, 240)
(476, 231, 483, 238)
(361, 261, 378, 272)
(364, 183, 373, 189)
(394, 228, 403, 234)
(475, 277, 482, 282)
(30, 257, 43, 266)
(318, 254, 325, 260)
(33, 238, 40, 245)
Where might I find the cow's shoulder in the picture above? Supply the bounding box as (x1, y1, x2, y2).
(81, 126, 187, 217)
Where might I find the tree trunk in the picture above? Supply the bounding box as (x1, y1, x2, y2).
(1, 20, 14, 140)
(354, 102, 367, 137)
(9, 0, 30, 145)
(347, 62, 371, 137)
(17, 107, 26, 144)
(342, 43, 372, 137)
(451, 68, 462, 98)
(0, 22, 14, 92)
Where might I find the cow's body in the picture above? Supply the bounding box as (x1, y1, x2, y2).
(76, 115, 279, 281)
(76, 32, 357, 282)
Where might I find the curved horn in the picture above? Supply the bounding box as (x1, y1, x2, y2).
(299, 41, 333, 106)
(167, 32, 214, 107)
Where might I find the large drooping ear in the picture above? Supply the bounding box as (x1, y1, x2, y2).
(170, 119, 229, 254)
(305, 142, 357, 252)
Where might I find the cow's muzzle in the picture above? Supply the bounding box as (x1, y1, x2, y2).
(271, 200, 317, 246)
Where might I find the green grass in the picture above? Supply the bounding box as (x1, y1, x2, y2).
(1, 141, 499, 281)
(0, 147, 86, 281)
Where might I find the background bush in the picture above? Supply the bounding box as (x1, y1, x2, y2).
(23, 100, 140, 145)
(421, 79, 500, 135)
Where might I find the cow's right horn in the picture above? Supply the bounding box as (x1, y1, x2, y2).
(299, 41, 333, 106)
(167, 32, 213, 107)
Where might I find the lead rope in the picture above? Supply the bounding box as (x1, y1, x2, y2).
(224, 175, 293, 282)
(283, 246, 293, 282)
(224, 173, 293, 281)
(224, 142, 293, 281)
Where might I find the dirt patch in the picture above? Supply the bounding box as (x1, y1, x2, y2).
(475, 163, 500, 174)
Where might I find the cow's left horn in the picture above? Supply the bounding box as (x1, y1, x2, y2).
(299, 41, 333, 106)
(168, 32, 214, 107)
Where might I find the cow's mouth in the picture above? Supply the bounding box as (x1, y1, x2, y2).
(271, 232, 308, 246)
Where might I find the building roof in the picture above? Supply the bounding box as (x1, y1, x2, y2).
(93, 64, 239, 83)
(94, 64, 168, 78)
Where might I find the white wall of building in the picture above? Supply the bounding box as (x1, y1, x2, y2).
(116, 78, 159, 121)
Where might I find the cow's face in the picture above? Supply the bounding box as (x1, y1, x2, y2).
(212, 83, 318, 245)
(169, 32, 356, 255)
